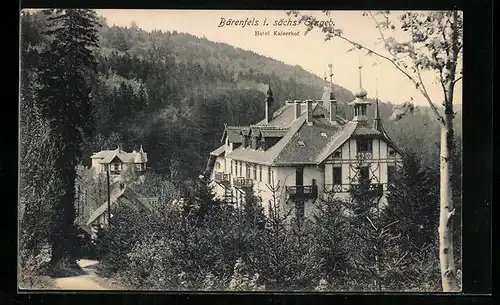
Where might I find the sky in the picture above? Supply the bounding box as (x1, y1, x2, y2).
(95, 9, 462, 106)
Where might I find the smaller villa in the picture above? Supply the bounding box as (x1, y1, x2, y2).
(90, 145, 148, 182)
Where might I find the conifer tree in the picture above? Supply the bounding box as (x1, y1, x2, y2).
(36, 9, 100, 270)
(385, 151, 439, 250)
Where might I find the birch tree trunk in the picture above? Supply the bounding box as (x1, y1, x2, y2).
(439, 10, 460, 291)
(438, 123, 457, 291)
(439, 82, 458, 291)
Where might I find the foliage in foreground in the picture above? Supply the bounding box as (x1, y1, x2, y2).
(95, 158, 444, 291)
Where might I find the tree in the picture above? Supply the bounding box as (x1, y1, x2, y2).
(385, 151, 439, 251)
(36, 9, 100, 271)
(341, 170, 410, 291)
(19, 100, 61, 269)
(288, 10, 462, 291)
(311, 196, 350, 288)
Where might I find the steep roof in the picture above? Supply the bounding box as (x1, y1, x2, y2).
(220, 92, 400, 166)
(221, 126, 245, 143)
(210, 145, 225, 156)
(226, 116, 306, 166)
(86, 184, 154, 226)
(91, 147, 148, 164)
(274, 117, 343, 165)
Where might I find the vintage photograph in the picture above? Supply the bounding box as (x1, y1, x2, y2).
(19, 9, 463, 292)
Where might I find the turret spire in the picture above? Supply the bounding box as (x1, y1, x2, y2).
(372, 77, 385, 132)
(349, 57, 371, 123)
(353, 56, 367, 98)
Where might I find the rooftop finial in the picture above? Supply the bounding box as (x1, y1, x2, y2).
(328, 63, 334, 86)
(328, 64, 336, 101)
(139, 145, 144, 153)
(353, 55, 367, 98)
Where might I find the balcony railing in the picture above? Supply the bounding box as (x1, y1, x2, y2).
(286, 185, 318, 200)
(324, 183, 385, 197)
(214, 172, 231, 184)
(233, 177, 253, 189)
(356, 152, 373, 159)
(323, 184, 350, 193)
(110, 170, 121, 175)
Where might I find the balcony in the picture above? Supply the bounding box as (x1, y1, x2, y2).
(214, 172, 231, 186)
(286, 185, 318, 200)
(325, 183, 385, 197)
(110, 170, 121, 175)
(233, 177, 253, 189)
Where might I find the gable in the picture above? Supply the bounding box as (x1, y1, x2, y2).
(110, 155, 123, 164)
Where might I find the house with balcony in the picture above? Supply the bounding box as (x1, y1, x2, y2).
(90, 145, 148, 183)
(207, 66, 403, 218)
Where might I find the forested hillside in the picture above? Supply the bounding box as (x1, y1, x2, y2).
(22, 11, 461, 183)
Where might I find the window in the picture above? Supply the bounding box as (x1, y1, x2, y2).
(235, 161, 238, 176)
(216, 161, 221, 170)
(253, 164, 257, 180)
(333, 150, 341, 158)
(360, 105, 367, 116)
(268, 167, 272, 184)
(333, 166, 342, 185)
(113, 163, 120, 171)
(357, 139, 372, 153)
(231, 160, 233, 174)
(359, 166, 370, 183)
(259, 165, 262, 182)
(240, 162, 243, 177)
(387, 165, 395, 185)
(136, 163, 142, 171)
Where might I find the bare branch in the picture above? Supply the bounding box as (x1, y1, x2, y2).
(415, 63, 445, 124)
(452, 76, 462, 86)
(368, 11, 396, 58)
(365, 216, 378, 230)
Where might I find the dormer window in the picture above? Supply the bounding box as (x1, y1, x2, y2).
(113, 163, 120, 171)
(333, 150, 341, 158)
(298, 140, 305, 147)
(259, 138, 266, 150)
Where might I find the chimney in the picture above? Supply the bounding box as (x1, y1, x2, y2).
(329, 91, 337, 124)
(294, 100, 301, 120)
(241, 131, 248, 148)
(306, 99, 313, 125)
(265, 86, 274, 124)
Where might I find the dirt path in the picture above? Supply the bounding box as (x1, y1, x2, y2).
(54, 260, 114, 290)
